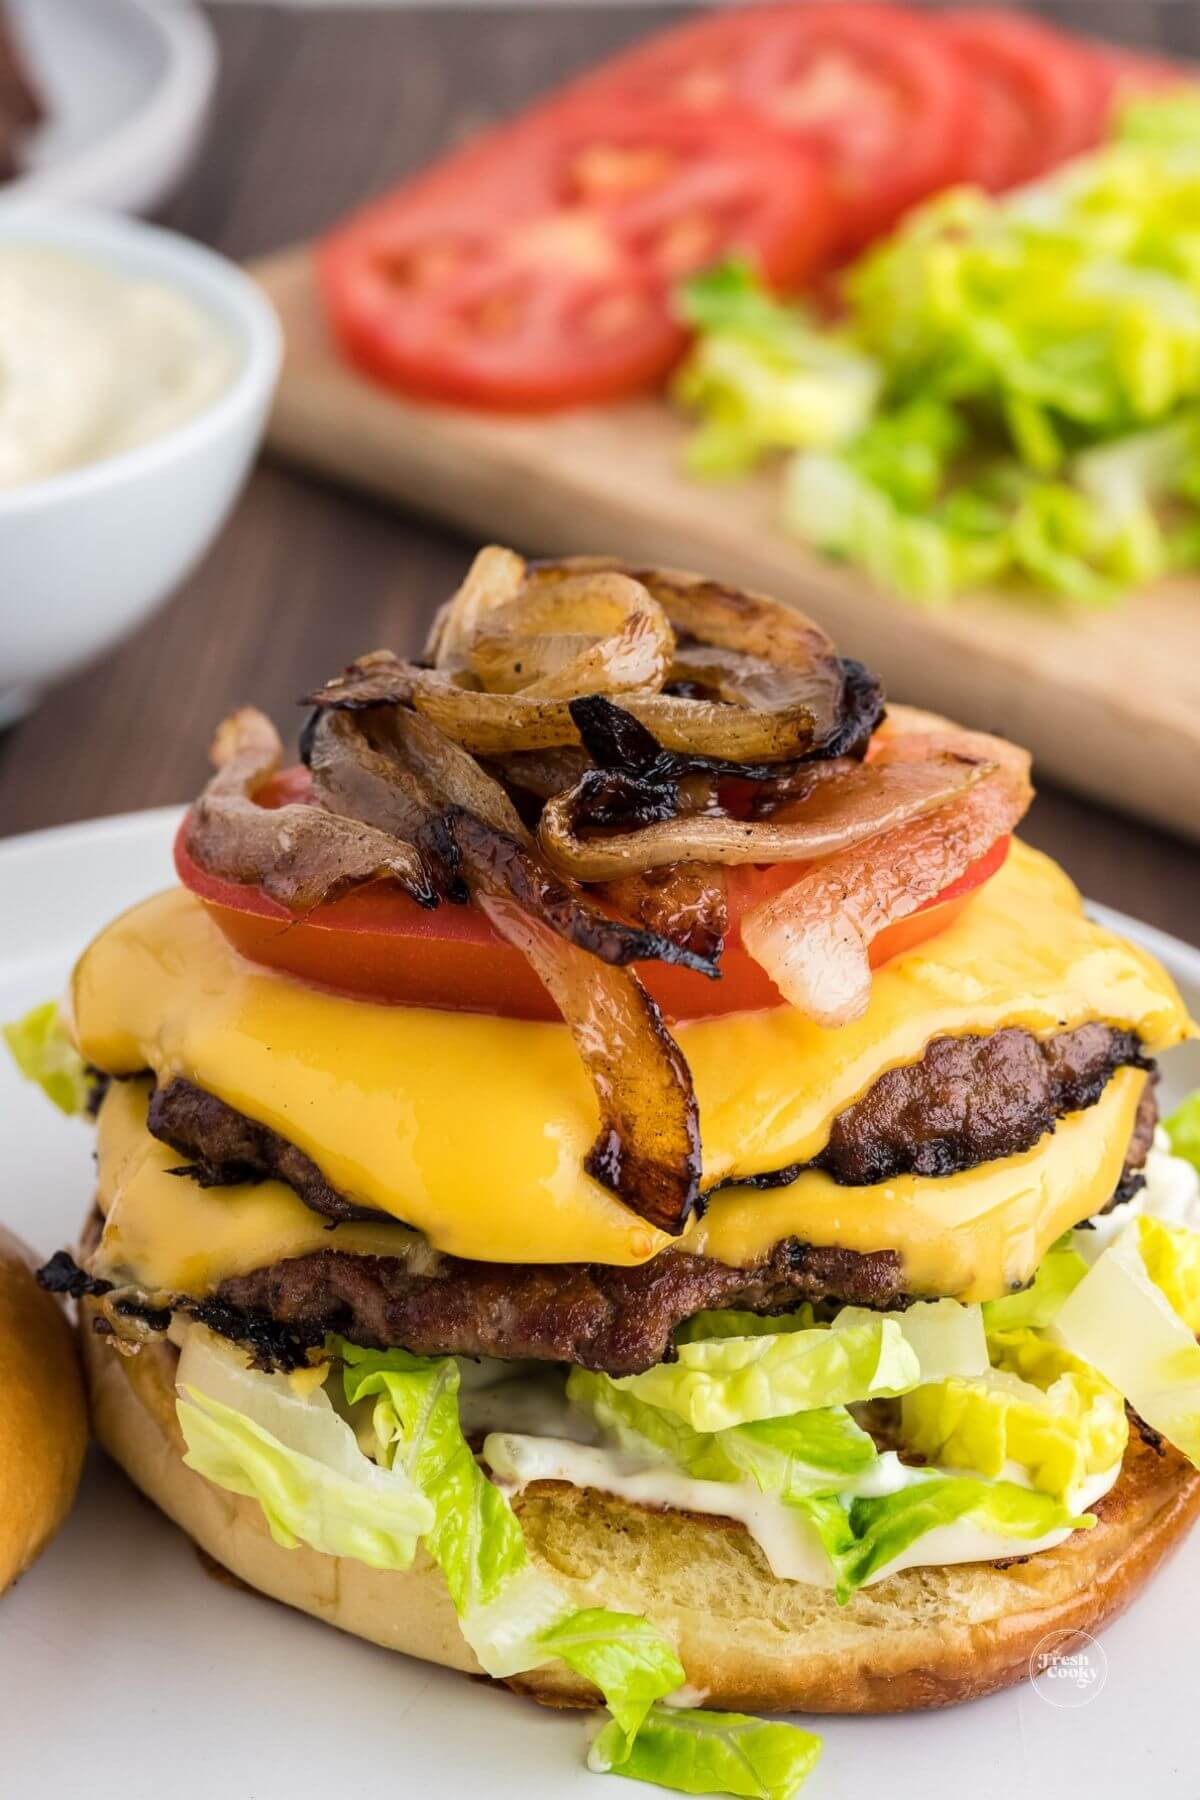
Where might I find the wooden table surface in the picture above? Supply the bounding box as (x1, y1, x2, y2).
(1, 3, 1197, 945)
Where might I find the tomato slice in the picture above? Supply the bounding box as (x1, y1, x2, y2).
(318, 107, 833, 411)
(174, 770, 1009, 1022)
(937, 11, 1114, 187)
(564, 4, 976, 252)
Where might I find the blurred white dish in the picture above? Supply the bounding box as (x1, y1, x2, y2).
(0, 207, 280, 724)
(3, 0, 217, 216)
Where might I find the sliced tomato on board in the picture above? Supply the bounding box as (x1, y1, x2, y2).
(562, 4, 977, 252)
(174, 770, 1010, 1022)
(937, 11, 1115, 187)
(318, 107, 833, 411)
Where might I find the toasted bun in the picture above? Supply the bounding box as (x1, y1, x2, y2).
(82, 1317, 1200, 1714)
(0, 1228, 87, 1595)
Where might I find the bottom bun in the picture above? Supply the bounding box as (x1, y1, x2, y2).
(82, 1317, 1200, 1715)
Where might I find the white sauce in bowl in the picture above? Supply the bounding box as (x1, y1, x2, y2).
(0, 246, 239, 488)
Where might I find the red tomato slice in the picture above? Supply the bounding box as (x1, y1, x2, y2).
(318, 107, 833, 411)
(174, 770, 1009, 1022)
(938, 11, 1114, 186)
(563, 5, 976, 252)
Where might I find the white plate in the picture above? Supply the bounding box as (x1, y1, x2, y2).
(3, 0, 216, 215)
(0, 810, 1197, 1800)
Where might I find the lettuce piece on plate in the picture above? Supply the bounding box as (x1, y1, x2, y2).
(175, 1329, 433, 1567)
(899, 1327, 1127, 1500)
(539, 1610, 685, 1760)
(3, 999, 91, 1115)
(1166, 1089, 1200, 1173)
(796, 1474, 1089, 1603)
(1137, 1214, 1200, 1333)
(589, 1703, 822, 1800)
(610, 1316, 920, 1432)
(1053, 1228, 1200, 1466)
(674, 260, 880, 476)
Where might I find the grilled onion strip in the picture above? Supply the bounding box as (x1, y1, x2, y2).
(184, 708, 436, 912)
(740, 720, 1033, 1025)
(538, 754, 988, 881)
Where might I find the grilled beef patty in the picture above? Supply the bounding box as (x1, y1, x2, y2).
(148, 1022, 1152, 1228)
(209, 1082, 1157, 1375)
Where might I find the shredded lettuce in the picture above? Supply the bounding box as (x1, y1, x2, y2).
(1137, 1214, 1200, 1333)
(539, 1611, 685, 1759)
(3, 999, 90, 1115)
(1053, 1226, 1200, 1467)
(589, 1704, 821, 1800)
(674, 259, 880, 476)
(899, 1327, 1127, 1501)
(176, 1330, 433, 1566)
(795, 1475, 1090, 1604)
(676, 94, 1200, 603)
(339, 1341, 562, 1673)
(611, 1315, 920, 1432)
(568, 1368, 878, 1500)
(982, 1243, 1089, 1332)
(1166, 1089, 1200, 1173)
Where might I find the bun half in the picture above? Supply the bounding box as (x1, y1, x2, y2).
(82, 1317, 1200, 1715)
(0, 1227, 87, 1595)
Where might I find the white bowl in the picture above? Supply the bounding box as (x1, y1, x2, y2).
(0, 206, 281, 724)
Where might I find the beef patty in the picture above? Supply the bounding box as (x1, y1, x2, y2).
(209, 1080, 1157, 1375)
(147, 1021, 1152, 1227)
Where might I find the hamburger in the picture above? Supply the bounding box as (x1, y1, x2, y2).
(13, 548, 1200, 1796)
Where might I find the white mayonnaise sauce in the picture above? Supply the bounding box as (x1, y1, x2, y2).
(1078, 1134, 1200, 1260)
(0, 247, 239, 487)
(481, 1431, 1122, 1591)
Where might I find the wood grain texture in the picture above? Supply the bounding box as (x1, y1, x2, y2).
(255, 243, 1200, 842)
(0, 5, 1197, 946)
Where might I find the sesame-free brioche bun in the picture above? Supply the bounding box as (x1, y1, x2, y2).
(82, 1313, 1200, 1715)
(0, 1227, 87, 1596)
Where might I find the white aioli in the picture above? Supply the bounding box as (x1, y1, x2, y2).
(481, 1430, 1121, 1590)
(0, 247, 238, 487)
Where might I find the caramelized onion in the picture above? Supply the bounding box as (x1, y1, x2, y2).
(311, 707, 717, 978)
(602, 864, 729, 963)
(425, 544, 526, 675)
(740, 724, 1033, 1025)
(468, 569, 673, 699)
(185, 708, 436, 912)
(477, 891, 701, 1234)
(538, 754, 986, 880)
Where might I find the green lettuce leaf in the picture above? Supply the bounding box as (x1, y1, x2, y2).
(589, 1704, 821, 1800)
(899, 1327, 1127, 1500)
(611, 1316, 920, 1432)
(3, 999, 90, 1115)
(1053, 1226, 1200, 1467)
(1166, 1088, 1200, 1173)
(175, 1329, 432, 1567)
(1138, 1214, 1200, 1333)
(338, 1341, 564, 1673)
(539, 1610, 685, 1759)
(982, 1243, 1089, 1332)
(567, 1368, 878, 1500)
(674, 260, 879, 476)
(796, 1474, 1089, 1604)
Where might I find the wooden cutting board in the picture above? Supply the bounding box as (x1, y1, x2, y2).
(252, 244, 1200, 843)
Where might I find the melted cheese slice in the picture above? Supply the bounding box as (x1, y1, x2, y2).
(73, 839, 1191, 1287)
(92, 1067, 1148, 1304)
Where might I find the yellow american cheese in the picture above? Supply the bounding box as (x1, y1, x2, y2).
(74, 839, 1191, 1293)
